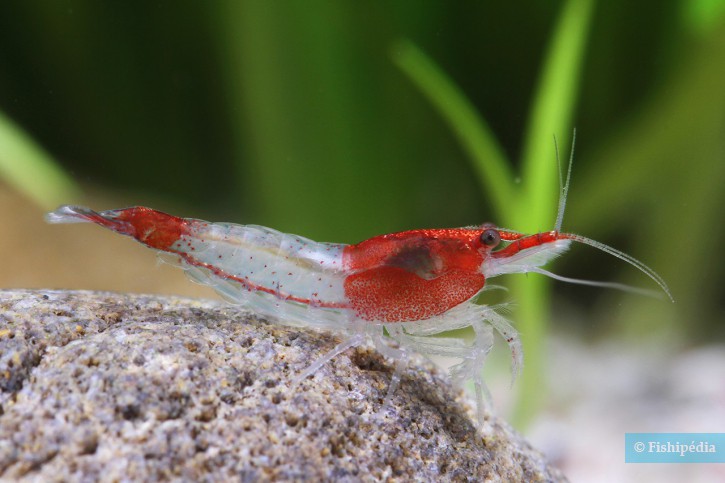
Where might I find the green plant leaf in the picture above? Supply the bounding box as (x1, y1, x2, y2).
(391, 39, 516, 221)
(0, 110, 80, 209)
(512, 0, 595, 427)
(520, 0, 595, 230)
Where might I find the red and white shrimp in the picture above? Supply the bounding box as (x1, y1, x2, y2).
(46, 166, 671, 424)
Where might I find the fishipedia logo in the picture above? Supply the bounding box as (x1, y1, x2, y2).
(625, 433, 725, 463)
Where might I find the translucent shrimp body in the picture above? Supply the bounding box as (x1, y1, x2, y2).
(47, 206, 351, 329)
(46, 200, 671, 425)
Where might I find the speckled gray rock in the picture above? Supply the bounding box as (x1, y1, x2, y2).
(0, 289, 566, 482)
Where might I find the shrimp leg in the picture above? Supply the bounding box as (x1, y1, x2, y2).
(292, 332, 367, 387)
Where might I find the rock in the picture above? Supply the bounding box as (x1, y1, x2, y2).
(0, 289, 566, 481)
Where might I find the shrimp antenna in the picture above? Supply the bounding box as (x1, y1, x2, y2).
(527, 267, 667, 299)
(561, 233, 674, 302)
(549, 130, 673, 302)
(554, 129, 576, 232)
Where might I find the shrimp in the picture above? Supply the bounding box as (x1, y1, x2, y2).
(45, 162, 672, 425)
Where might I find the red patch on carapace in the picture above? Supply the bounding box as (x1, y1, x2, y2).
(342, 229, 488, 322)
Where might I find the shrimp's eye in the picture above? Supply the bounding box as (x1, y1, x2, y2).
(480, 228, 501, 248)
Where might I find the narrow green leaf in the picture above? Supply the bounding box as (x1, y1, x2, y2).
(512, 0, 595, 427)
(520, 0, 595, 231)
(0, 110, 80, 209)
(391, 39, 516, 221)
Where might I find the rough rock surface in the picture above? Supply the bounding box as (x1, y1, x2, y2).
(0, 289, 566, 481)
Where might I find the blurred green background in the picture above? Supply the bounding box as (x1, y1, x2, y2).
(1, 0, 724, 431)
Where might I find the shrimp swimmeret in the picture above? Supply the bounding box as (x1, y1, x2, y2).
(45, 166, 671, 425)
